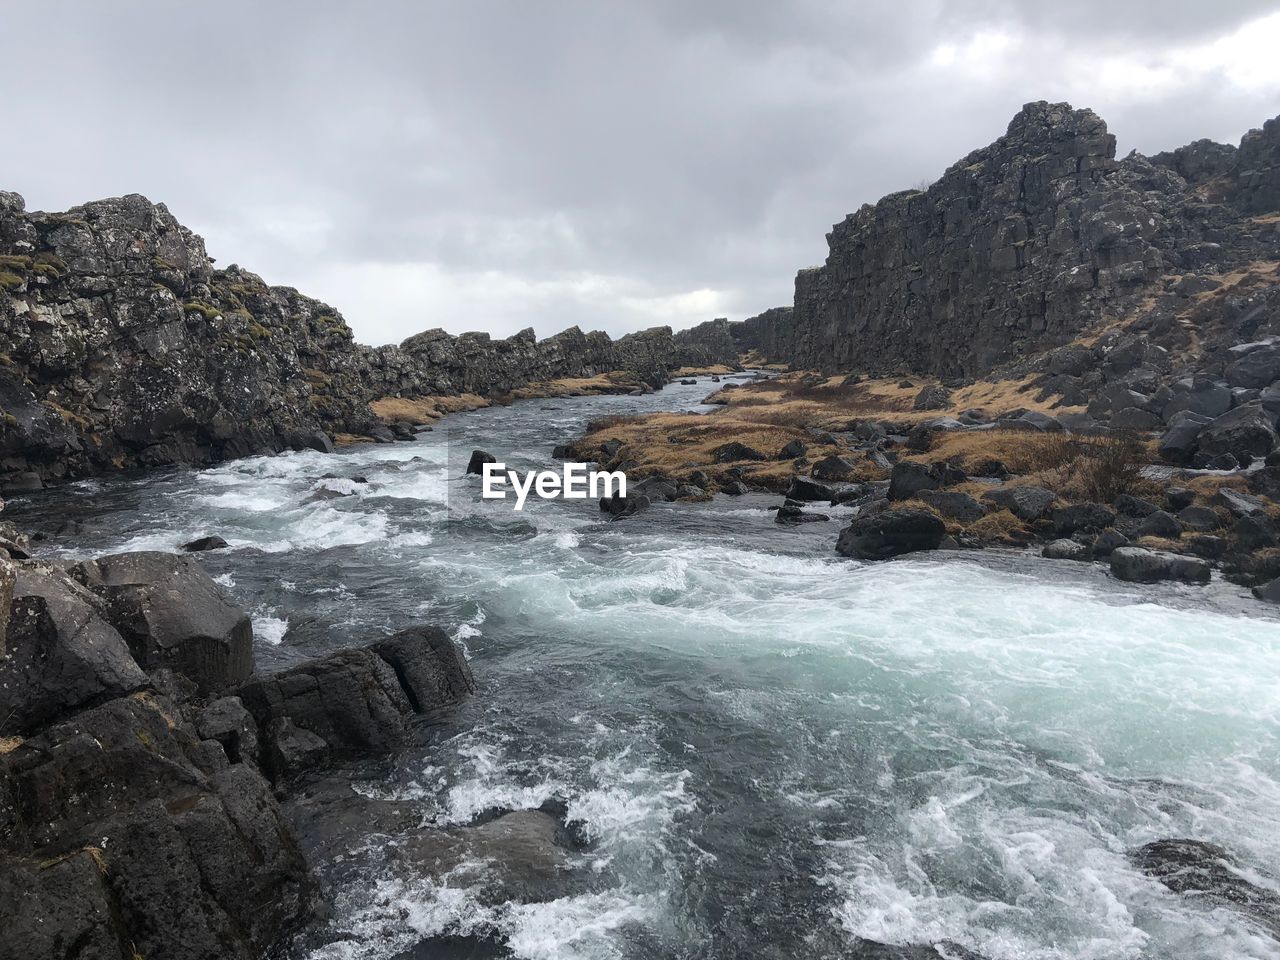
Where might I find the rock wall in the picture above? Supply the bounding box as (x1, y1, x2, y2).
(0, 192, 736, 490)
(732, 102, 1280, 377)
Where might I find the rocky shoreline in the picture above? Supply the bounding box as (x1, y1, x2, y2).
(0, 512, 537, 958)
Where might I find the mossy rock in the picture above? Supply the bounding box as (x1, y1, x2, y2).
(183, 300, 221, 321)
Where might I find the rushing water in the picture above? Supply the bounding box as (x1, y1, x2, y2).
(9, 378, 1280, 960)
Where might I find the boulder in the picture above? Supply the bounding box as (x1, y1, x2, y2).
(912, 384, 952, 410)
(775, 505, 830, 524)
(811, 454, 858, 481)
(1043, 539, 1090, 561)
(719, 480, 750, 496)
(1177, 505, 1221, 532)
(0, 564, 148, 733)
(1254, 578, 1280, 603)
(1113, 493, 1159, 518)
(196, 696, 261, 767)
(786, 476, 836, 502)
(1157, 411, 1212, 464)
(71, 551, 253, 694)
(1134, 509, 1182, 540)
(1234, 513, 1279, 550)
(1160, 377, 1233, 421)
(712, 441, 767, 463)
(980, 485, 1056, 522)
(599, 493, 651, 519)
(917, 490, 987, 524)
(1196, 404, 1278, 464)
(1110, 547, 1210, 584)
(1109, 407, 1163, 432)
(777, 439, 807, 459)
(1052, 502, 1115, 537)
(835, 510, 946, 560)
(887, 460, 965, 501)
(1091, 529, 1130, 557)
(182, 534, 229, 552)
(632, 477, 678, 502)
(466, 449, 497, 475)
(1216, 487, 1269, 519)
(1225, 344, 1280, 388)
(999, 410, 1064, 432)
(1166, 486, 1196, 511)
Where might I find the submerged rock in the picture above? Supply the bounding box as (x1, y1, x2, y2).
(182, 534, 229, 552)
(1131, 838, 1280, 937)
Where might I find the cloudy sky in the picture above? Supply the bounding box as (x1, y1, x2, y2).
(7, 2, 1280, 345)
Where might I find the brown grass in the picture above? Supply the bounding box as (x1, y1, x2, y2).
(371, 393, 491, 424)
(967, 509, 1032, 544)
(0, 735, 23, 755)
(672, 364, 735, 377)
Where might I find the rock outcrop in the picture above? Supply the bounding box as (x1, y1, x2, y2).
(0, 191, 737, 491)
(727, 102, 1280, 378)
(0, 544, 475, 959)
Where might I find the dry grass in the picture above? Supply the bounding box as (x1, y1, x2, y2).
(572, 408, 883, 491)
(707, 372, 1081, 428)
(967, 509, 1032, 544)
(508, 373, 643, 400)
(371, 393, 491, 424)
(672, 364, 735, 377)
(0, 735, 23, 755)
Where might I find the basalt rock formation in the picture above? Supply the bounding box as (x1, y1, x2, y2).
(731, 101, 1280, 377)
(0, 541, 475, 959)
(0, 191, 736, 491)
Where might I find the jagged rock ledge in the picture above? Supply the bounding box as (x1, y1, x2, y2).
(0, 188, 738, 491)
(0, 528, 479, 958)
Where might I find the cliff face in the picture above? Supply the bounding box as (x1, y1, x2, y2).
(0, 193, 737, 489)
(734, 102, 1280, 376)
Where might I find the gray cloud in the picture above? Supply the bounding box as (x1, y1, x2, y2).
(6, 1, 1280, 345)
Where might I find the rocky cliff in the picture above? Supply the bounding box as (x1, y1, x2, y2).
(0, 193, 737, 491)
(732, 102, 1280, 377)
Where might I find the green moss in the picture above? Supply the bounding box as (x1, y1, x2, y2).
(0, 270, 23, 292)
(247, 321, 273, 342)
(183, 300, 221, 321)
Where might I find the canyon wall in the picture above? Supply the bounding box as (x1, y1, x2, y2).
(732, 102, 1280, 376)
(0, 193, 735, 489)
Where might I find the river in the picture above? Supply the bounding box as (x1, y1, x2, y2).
(8, 377, 1280, 960)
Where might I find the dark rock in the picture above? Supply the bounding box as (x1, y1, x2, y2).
(1134, 509, 1181, 540)
(777, 439, 807, 459)
(0, 564, 148, 734)
(1194, 452, 1241, 471)
(917, 490, 987, 523)
(811, 454, 858, 481)
(1177, 505, 1221, 532)
(912, 384, 951, 410)
(264, 717, 330, 781)
(719, 480, 750, 496)
(1158, 411, 1212, 464)
(712, 441, 767, 463)
(1043, 539, 1090, 561)
(466, 449, 498, 475)
(1109, 406, 1163, 431)
(1091, 529, 1130, 557)
(71, 551, 253, 694)
(1187, 535, 1229, 560)
(197, 696, 261, 766)
(599, 493, 651, 519)
(888, 460, 965, 501)
(1254, 578, 1280, 603)
(1110, 547, 1211, 584)
(633, 477, 679, 502)
(980, 485, 1056, 522)
(1113, 493, 1159, 518)
(999, 410, 1064, 432)
(836, 509, 946, 560)
(1247, 466, 1280, 500)
(775, 505, 830, 524)
(1196, 404, 1278, 464)
(182, 534, 229, 552)
(1234, 513, 1279, 550)
(786, 476, 836, 502)
(1131, 838, 1280, 937)
(551, 443, 572, 459)
(1226, 343, 1280, 388)
(1052, 502, 1115, 537)
(1166, 486, 1196, 511)
(1216, 487, 1269, 518)
(1160, 377, 1233, 421)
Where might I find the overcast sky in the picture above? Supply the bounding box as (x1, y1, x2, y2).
(6, 2, 1280, 345)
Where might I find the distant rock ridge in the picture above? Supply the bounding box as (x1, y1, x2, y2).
(730, 101, 1280, 375)
(0, 191, 736, 489)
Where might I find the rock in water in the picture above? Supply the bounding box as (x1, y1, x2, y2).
(466, 449, 497, 475)
(182, 534, 229, 552)
(836, 509, 946, 560)
(1109, 546, 1210, 584)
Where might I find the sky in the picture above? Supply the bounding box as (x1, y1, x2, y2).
(5, 2, 1280, 346)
